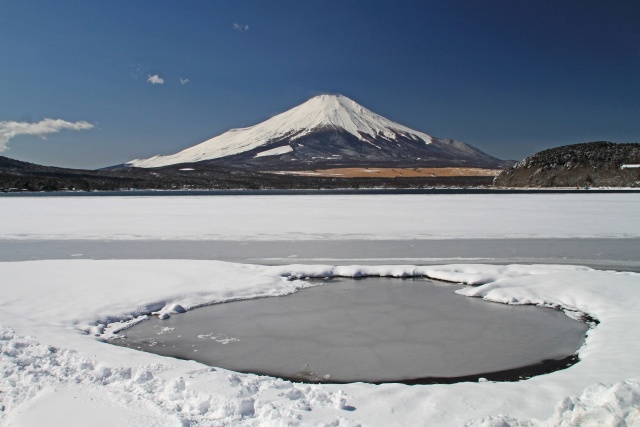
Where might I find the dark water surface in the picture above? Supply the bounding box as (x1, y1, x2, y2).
(112, 277, 589, 383)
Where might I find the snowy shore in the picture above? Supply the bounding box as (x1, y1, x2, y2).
(1, 261, 639, 426)
(1, 193, 639, 426)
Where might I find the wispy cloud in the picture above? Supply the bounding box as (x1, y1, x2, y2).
(233, 23, 249, 31)
(180, 77, 190, 85)
(147, 74, 165, 85)
(0, 118, 94, 152)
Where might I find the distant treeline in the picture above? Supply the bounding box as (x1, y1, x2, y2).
(0, 156, 493, 192)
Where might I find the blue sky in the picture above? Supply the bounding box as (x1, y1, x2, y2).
(1, 0, 638, 168)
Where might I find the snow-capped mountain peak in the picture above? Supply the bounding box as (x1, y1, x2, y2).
(127, 94, 508, 169)
(272, 94, 433, 143)
(127, 94, 433, 168)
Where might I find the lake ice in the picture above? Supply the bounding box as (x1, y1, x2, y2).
(113, 277, 589, 383)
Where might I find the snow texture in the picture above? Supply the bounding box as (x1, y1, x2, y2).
(1, 260, 639, 426)
(0, 193, 638, 241)
(127, 95, 434, 168)
(1, 193, 639, 426)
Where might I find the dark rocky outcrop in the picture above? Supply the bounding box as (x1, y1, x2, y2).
(494, 142, 640, 188)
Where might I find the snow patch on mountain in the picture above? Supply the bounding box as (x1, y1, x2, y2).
(254, 145, 293, 158)
(127, 95, 434, 168)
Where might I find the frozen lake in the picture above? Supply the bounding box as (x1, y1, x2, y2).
(1, 192, 639, 427)
(112, 277, 589, 383)
(2, 238, 639, 271)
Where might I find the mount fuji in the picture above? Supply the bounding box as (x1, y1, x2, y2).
(127, 95, 510, 170)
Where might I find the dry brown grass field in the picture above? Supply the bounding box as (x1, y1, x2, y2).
(270, 167, 502, 178)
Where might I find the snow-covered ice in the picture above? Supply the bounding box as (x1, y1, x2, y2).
(0, 193, 638, 241)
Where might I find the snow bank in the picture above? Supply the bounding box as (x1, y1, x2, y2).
(1, 260, 639, 426)
(466, 379, 640, 427)
(1, 193, 638, 240)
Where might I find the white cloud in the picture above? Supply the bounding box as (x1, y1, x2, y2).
(180, 77, 190, 85)
(0, 118, 94, 152)
(233, 23, 249, 31)
(147, 74, 165, 85)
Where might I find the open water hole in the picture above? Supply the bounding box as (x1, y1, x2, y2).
(111, 277, 589, 384)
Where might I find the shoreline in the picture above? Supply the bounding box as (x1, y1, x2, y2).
(2, 187, 640, 197)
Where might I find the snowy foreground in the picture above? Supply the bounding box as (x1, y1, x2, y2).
(1, 193, 639, 426)
(1, 261, 639, 426)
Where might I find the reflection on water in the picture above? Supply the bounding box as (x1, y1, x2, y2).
(112, 277, 589, 383)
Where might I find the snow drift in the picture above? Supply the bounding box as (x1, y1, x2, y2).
(1, 260, 639, 426)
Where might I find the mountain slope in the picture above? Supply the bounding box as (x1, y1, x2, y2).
(494, 142, 640, 188)
(127, 95, 509, 169)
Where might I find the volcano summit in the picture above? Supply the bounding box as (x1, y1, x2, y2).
(127, 95, 509, 170)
